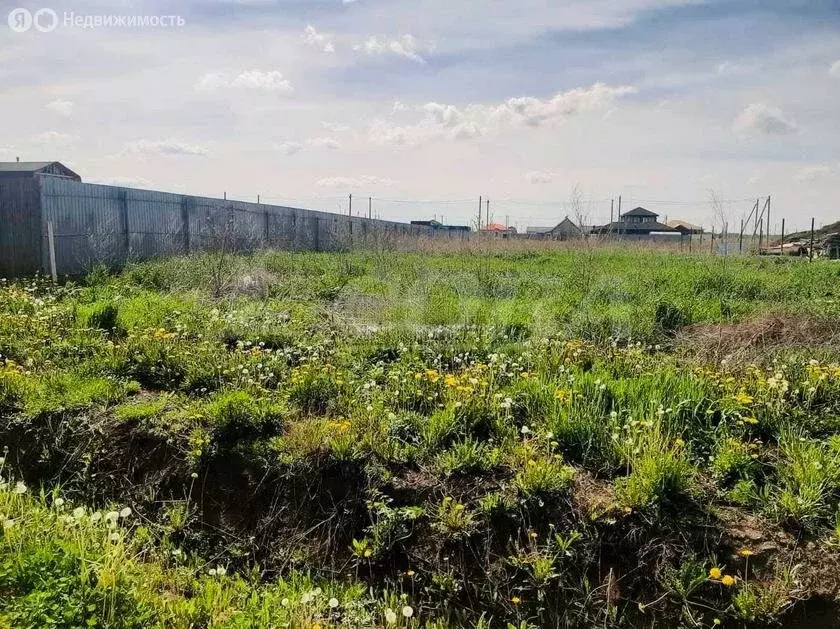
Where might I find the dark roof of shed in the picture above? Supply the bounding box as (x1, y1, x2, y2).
(621, 207, 658, 218)
(594, 220, 678, 233)
(0, 161, 57, 172)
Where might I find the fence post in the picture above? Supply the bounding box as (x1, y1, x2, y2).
(47, 220, 57, 282)
(119, 189, 130, 264)
(180, 197, 190, 253)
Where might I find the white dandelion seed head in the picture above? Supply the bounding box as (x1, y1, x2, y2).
(402, 605, 414, 618)
(385, 609, 397, 624)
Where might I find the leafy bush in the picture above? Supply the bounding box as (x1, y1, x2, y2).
(203, 389, 284, 443)
(654, 300, 691, 336)
(616, 425, 693, 511)
(514, 456, 575, 498)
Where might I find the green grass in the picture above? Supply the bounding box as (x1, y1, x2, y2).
(1, 249, 840, 627)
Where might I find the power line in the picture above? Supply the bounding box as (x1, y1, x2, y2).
(623, 197, 757, 206)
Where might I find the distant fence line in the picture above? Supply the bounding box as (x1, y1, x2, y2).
(0, 176, 472, 278)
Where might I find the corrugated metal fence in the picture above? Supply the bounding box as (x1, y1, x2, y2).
(0, 175, 464, 277)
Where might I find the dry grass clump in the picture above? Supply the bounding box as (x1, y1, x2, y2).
(678, 312, 840, 365)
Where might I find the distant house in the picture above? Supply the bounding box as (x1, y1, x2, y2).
(481, 222, 517, 237)
(592, 207, 678, 235)
(526, 226, 552, 235)
(526, 216, 590, 240)
(666, 219, 703, 235)
(0, 161, 81, 182)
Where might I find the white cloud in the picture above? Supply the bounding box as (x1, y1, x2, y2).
(370, 82, 636, 146)
(322, 122, 351, 133)
(31, 131, 77, 146)
(830, 60, 840, 77)
(732, 103, 798, 136)
(46, 99, 74, 116)
(197, 70, 292, 92)
(716, 61, 755, 76)
(526, 171, 559, 184)
(123, 139, 211, 157)
(303, 25, 335, 53)
(275, 141, 303, 155)
(355, 35, 426, 63)
(308, 137, 342, 149)
(316, 175, 397, 188)
(795, 164, 839, 184)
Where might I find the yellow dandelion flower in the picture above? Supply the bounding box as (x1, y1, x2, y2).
(738, 548, 753, 557)
(511, 596, 521, 605)
(721, 575, 736, 587)
(709, 567, 722, 580)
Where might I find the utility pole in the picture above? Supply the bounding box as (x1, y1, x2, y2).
(223, 191, 227, 200)
(486, 198, 490, 228)
(809, 217, 815, 262)
(477, 196, 482, 231)
(368, 196, 372, 219)
(610, 199, 614, 224)
(766, 196, 771, 242)
(349, 194, 353, 217)
(618, 195, 623, 236)
(739, 219, 744, 254)
(257, 194, 260, 204)
(780, 218, 785, 255)
(758, 218, 764, 252)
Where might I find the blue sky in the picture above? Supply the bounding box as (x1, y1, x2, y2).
(1, 0, 839, 229)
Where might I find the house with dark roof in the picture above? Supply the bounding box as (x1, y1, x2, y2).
(592, 207, 678, 235)
(666, 219, 704, 235)
(0, 161, 81, 182)
(526, 216, 591, 240)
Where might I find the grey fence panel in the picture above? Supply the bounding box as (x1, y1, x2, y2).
(6, 178, 465, 277)
(0, 178, 41, 278)
(41, 178, 126, 274)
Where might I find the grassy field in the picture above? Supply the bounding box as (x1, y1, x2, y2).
(2, 248, 840, 628)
